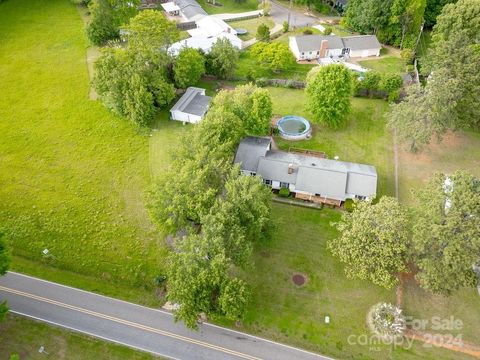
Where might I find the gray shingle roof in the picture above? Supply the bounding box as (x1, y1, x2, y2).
(294, 35, 344, 53)
(233, 136, 271, 172)
(175, 0, 207, 19)
(341, 35, 382, 51)
(234, 137, 377, 201)
(291, 34, 381, 53)
(170, 87, 211, 117)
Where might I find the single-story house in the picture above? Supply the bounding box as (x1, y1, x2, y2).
(188, 15, 237, 37)
(289, 34, 381, 61)
(234, 136, 377, 204)
(170, 87, 212, 124)
(169, 31, 242, 55)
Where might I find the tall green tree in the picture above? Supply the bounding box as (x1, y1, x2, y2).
(125, 10, 179, 54)
(86, 0, 118, 45)
(251, 42, 295, 73)
(411, 171, 480, 295)
(0, 232, 11, 322)
(173, 48, 206, 89)
(330, 197, 410, 289)
(424, 0, 457, 27)
(212, 84, 273, 136)
(305, 64, 352, 127)
(206, 38, 239, 80)
(423, 0, 480, 129)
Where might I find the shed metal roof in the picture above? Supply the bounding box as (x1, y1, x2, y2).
(170, 87, 211, 116)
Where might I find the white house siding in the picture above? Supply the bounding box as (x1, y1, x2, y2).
(170, 110, 202, 123)
(271, 180, 281, 190)
(349, 48, 380, 58)
(289, 37, 301, 60)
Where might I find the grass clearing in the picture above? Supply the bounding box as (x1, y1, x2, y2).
(267, 87, 395, 196)
(0, 0, 168, 288)
(197, 0, 259, 14)
(229, 17, 275, 40)
(0, 314, 159, 359)
(359, 56, 406, 74)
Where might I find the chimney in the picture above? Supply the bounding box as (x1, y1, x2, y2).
(288, 163, 294, 174)
(319, 39, 328, 58)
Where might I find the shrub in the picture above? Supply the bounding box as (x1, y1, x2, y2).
(388, 89, 401, 102)
(323, 26, 333, 35)
(400, 48, 414, 64)
(255, 77, 268, 87)
(344, 198, 355, 212)
(303, 29, 313, 35)
(282, 20, 289, 33)
(367, 303, 406, 339)
(256, 23, 270, 42)
(279, 188, 290, 197)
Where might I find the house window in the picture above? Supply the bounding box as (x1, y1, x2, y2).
(317, 51, 319, 55)
(280, 182, 289, 189)
(355, 195, 366, 200)
(251, 172, 256, 176)
(301, 52, 304, 55)
(309, 51, 312, 54)
(264, 179, 272, 185)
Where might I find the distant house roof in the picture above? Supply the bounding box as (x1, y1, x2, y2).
(161, 2, 180, 12)
(169, 32, 242, 55)
(189, 16, 236, 37)
(233, 136, 272, 172)
(170, 87, 211, 117)
(342, 35, 382, 51)
(293, 35, 344, 53)
(175, 0, 207, 20)
(234, 137, 377, 201)
(291, 34, 382, 53)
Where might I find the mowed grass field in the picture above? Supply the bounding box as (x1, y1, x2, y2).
(0, 0, 168, 290)
(0, 315, 160, 360)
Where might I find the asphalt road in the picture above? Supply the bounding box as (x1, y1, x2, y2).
(0, 272, 334, 360)
(270, 0, 318, 29)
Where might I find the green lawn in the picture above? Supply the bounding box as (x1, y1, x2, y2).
(197, 0, 259, 14)
(359, 56, 406, 74)
(0, 0, 168, 288)
(229, 17, 275, 40)
(267, 87, 395, 197)
(236, 204, 471, 359)
(0, 315, 159, 360)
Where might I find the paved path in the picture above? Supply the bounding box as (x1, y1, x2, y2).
(269, 0, 323, 28)
(0, 272, 334, 360)
(213, 10, 262, 21)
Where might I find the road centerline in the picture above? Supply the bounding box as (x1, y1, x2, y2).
(0, 285, 262, 360)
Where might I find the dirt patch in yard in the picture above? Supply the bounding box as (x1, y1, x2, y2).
(292, 273, 307, 286)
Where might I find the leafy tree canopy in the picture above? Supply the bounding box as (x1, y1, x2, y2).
(251, 42, 296, 73)
(173, 48, 206, 89)
(125, 10, 180, 54)
(256, 24, 270, 42)
(206, 38, 239, 80)
(411, 171, 480, 294)
(330, 197, 410, 289)
(305, 64, 352, 127)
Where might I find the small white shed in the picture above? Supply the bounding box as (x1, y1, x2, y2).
(170, 87, 212, 124)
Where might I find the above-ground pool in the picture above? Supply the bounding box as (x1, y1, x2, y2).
(277, 116, 312, 140)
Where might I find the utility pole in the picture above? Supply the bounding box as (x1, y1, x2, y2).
(287, 0, 292, 28)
